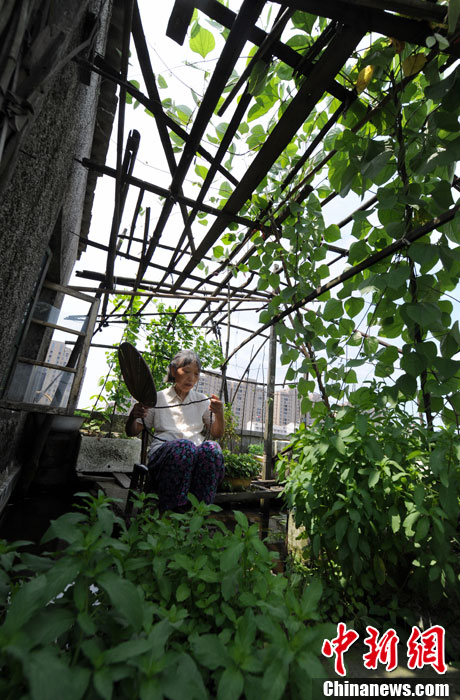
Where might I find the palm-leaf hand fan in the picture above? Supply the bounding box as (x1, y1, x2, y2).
(117, 342, 157, 407)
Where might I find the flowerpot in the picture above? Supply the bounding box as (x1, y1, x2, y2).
(227, 476, 251, 489)
(50, 415, 84, 432)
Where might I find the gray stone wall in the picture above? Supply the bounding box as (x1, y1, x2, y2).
(0, 0, 115, 479)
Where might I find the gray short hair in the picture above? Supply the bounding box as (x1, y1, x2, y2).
(166, 350, 202, 383)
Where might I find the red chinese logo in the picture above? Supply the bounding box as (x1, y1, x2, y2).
(322, 623, 446, 677)
(363, 625, 399, 672)
(321, 622, 359, 677)
(407, 625, 446, 674)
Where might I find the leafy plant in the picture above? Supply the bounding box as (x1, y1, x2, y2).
(247, 443, 264, 456)
(277, 398, 460, 624)
(219, 403, 239, 451)
(222, 450, 261, 480)
(92, 296, 224, 420)
(0, 492, 333, 700)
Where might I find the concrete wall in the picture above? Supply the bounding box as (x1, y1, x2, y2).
(0, 0, 117, 484)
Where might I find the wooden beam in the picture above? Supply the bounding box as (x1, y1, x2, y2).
(172, 23, 364, 291)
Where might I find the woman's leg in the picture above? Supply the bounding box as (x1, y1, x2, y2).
(148, 439, 198, 511)
(189, 441, 225, 504)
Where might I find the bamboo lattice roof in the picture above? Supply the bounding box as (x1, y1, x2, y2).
(74, 0, 460, 372)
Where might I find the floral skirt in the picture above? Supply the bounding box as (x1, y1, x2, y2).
(147, 439, 225, 511)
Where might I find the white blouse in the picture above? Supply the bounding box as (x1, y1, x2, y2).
(140, 385, 210, 456)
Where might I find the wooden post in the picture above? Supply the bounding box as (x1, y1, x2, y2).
(263, 325, 276, 480)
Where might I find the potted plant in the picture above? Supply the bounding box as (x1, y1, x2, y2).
(220, 449, 261, 491)
(247, 442, 265, 467)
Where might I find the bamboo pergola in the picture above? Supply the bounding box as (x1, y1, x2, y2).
(70, 0, 459, 372)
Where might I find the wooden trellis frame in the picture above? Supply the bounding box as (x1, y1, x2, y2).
(70, 0, 459, 350)
(3, 0, 456, 449)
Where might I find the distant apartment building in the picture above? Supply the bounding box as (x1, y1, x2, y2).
(197, 371, 318, 434)
(35, 340, 72, 407)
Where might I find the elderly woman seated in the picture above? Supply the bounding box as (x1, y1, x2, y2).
(126, 349, 225, 512)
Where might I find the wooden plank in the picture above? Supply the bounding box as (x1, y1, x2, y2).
(17, 357, 77, 373)
(43, 280, 96, 303)
(113, 472, 132, 489)
(30, 318, 85, 336)
(214, 488, 283, 503)
(283, 0, 444, 47)
(67, 295, 100, 410)
(166, 0, 195, 44)
(0, 401, 72, 415)
(81, 159, 262, 229)
(194, 0, 352, 101)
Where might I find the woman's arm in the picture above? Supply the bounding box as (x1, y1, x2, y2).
(125, 403, 147, 437)
(209, 394, 225, 439)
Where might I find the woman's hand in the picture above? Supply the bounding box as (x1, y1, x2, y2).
(126, 403, 148, 437)
(209, 394, 224, 416)
(209, 394, 225, 439)
(132, 403, 148, 420)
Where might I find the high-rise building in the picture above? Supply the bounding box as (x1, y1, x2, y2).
(197, 371, 317, 434)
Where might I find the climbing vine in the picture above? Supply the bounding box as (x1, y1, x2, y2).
(126, 4, 460, 429)
(93, 294, 224, 416)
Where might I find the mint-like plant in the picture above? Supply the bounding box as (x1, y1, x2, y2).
(277, 398, 460, 625)
(222, 450, 261, 480)
(0, 492, 333, 699)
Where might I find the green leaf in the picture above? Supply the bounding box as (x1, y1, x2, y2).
(248, 60, 270, 97)
(356, 414, 368, 435)
(161, 652, 207, 699)
(25, 608, 74, 647)
(105, 637, 157, 664)
(233, 510, 249, 530)
(189, 24, 215, 58)
(41, 512, 86, 545)
(219, 181, 233, 199)
(323, 298, 343, 321)
(415, 516, 430, 542)
(404, 302, 442, 328)
(432, 357, 460, 381)
(414, 483, 425, 509)
(218, 666, 244, 700)
(335, 515, 348, 544)
(97, 571, 144, 632)
(25, 650, 90, 700)
(292, 11, 316, 33)
(439, 485, 459, 519)
(93, 668, 113, 700)
(373, 555, 386, 585)
(348, 240, 370, 265)
(401, 351, 426, 377)
(363, 336, 378, 355)
(448, 0, 460, 34)
(395, 373, 417, 397)
(2, 575, 52, 634)
(390, 513, 401, 533)
(195, 164, 208, 180)
(176, 583, 191, 601)
(344, 296, 364, 318)
(324, 224, 341, 242)
(191, 634, 229, 670)
(368, 469, 380, 487)
(221, 542, 244, 572)
(403, 510, 421, 535)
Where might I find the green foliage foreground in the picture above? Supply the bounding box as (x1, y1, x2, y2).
(277, 400, 460, 625)
(0, 493, 333, 700)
